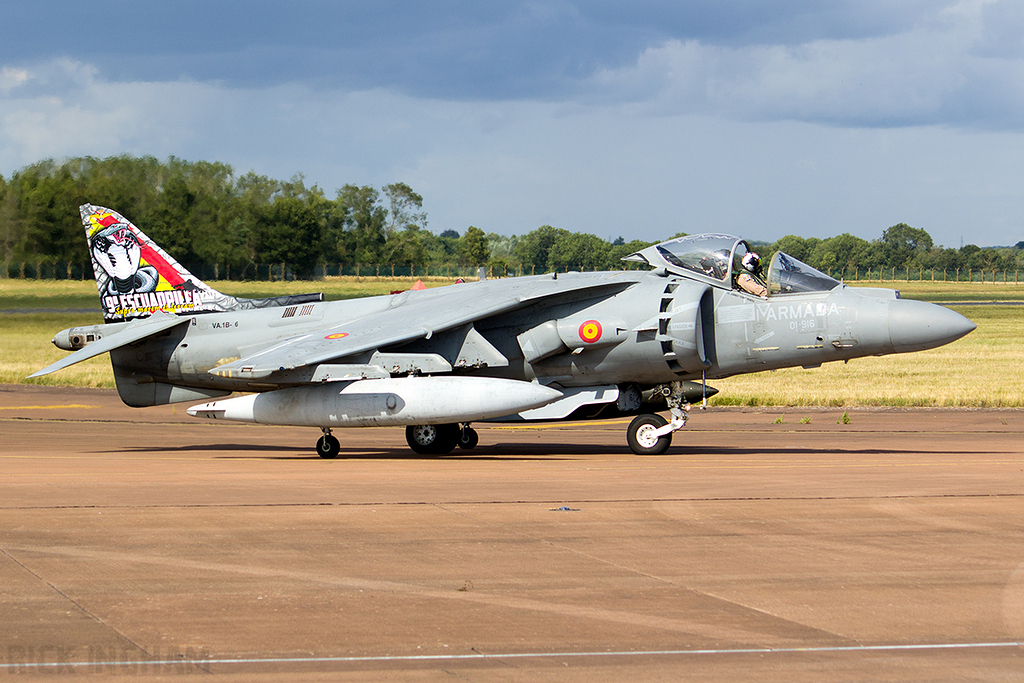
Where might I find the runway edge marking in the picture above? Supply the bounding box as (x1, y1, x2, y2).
(4, 641, 1023, 670)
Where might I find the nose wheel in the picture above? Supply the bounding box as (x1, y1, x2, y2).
(627, 414, 672, 455)
(626, 382, 692, 455)
(316, 428, 340, 459)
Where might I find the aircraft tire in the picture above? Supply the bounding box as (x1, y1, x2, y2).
(316, 435, 341, 459)
(432, 423, 460, 454)
(458, 426, 479, 450)
(627, 414, 672, 455)
(406, 424, 459, 455)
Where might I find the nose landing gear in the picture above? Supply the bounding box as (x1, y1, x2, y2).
(626, 381, 692, 455)
(627, 414, 672, 455)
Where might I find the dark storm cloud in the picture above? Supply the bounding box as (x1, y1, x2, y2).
(1, 1, 950, 99)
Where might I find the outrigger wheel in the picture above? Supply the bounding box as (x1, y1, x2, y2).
(626, 414, 672, 455)
(405, 423, 459, 455)
(458, 424, 479, 450)
(316, 429, 341, 459)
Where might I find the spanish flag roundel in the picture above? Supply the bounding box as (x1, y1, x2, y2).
(578, 320, 603, 343)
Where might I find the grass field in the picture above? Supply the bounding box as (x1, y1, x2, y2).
(0, 276, 464, 310)
(865, 280, 1024, 303)
(2, 277, 1020, 406)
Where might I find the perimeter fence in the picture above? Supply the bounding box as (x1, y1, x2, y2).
(2, 261, 1023, 284)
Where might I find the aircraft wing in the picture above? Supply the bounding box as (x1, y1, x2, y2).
(29, 313, 188, 378)
(210, 277, 632, 380)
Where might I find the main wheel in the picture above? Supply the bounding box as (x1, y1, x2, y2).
(458, 426, 479, 450)
(627, 414, 672, 455)
(406, 424, 459, 455)
(316, 434, 340, 459)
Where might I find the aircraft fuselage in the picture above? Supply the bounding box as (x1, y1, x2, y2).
(56, 270, 968, 409)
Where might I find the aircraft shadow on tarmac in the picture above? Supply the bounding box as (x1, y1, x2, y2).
(108, 442, 577, 460)
(104, 442, 989, 460)
(107, 443, 309, 454)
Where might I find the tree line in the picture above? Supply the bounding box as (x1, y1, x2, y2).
(1, 155, 1021, 278)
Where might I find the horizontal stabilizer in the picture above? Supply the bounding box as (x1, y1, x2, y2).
(29, 314, 187, 378)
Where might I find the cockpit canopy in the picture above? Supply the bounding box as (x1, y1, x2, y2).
(765, 251, 841, 295)
(624, 233, 840, 296)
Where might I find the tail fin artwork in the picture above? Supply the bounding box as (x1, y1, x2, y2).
(82, 204, 321, 323)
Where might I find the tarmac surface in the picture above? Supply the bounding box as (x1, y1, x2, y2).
(1, 383, 1023, 681)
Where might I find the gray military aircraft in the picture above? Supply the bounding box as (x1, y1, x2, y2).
(32, 205, 976, 457)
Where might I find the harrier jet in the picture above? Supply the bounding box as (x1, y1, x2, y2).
(32, 205, 975, 457)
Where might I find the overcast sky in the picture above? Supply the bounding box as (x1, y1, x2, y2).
(2, 1, 1023, 247)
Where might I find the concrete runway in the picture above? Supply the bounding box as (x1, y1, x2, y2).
(1, 383, 1023, 681)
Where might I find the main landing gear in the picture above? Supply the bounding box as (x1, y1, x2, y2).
(405, 423, 479, 455)
(315, 424, 480, 458)
(626, 381, 692, 455)
(316, 428, 341, 459)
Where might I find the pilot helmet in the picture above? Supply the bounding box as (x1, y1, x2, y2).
(741, 252, 761, 273)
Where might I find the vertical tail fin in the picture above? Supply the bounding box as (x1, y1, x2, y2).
(83, 204, 324, 323)
(82, 204, 241, 323)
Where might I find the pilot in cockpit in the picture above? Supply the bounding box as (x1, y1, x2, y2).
(736, 252, 768, 298)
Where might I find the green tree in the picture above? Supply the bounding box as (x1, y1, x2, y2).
(379, 184, 430, 266)
(880, 223, 933, 268)
(929, 247, 963, 272)
(485, 232, 520, 267)
(772, 235, 819, 263)
(382, 182, 427, 235)
(808, 233, 873, 273)
(460, 226, 490, 266)
(332, 185, 386, 264)
(0, 174, 14, 262)
(124, 158, 238, 271)
(382, 225, 429, 266)
(232, 171, 284, 266)
(77, 155, 165, 224)
(547, 231, 611, 271)
(608, 238, 653, 269)
(253, 196, 324, 274)
(16, 163, 86, 263)
(146, 173, 199, 264)
(423, 230, 460, 264)
(515, 225, 569, 271)
(179, 160, 240, 268)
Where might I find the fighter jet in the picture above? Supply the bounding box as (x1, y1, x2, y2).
(32, 205, 976, 457)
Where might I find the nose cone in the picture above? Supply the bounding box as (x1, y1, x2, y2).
(888, 299, 976, 353)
